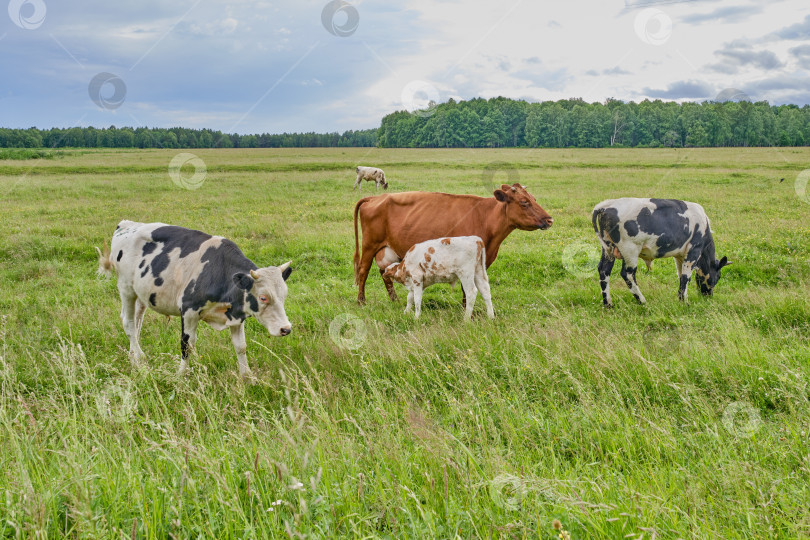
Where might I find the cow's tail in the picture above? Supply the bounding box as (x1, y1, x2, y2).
(95, 243, 114, 279)
(353, 197, 371, 285)
(591, 207, 604, 235)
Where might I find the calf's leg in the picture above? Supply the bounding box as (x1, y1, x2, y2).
(412, 282, 424, 319)
(353, 175, 362, 190)
(460, 276, 477, 321)
(405, 289, 414, 313)
(474, 271, 495, 319)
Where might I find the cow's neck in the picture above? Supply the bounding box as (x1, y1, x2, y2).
(482, 199, 516, 265)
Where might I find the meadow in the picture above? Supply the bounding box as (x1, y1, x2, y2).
(0, 147, 808, 538)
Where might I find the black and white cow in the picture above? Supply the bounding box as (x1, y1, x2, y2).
(592, 198, 730, 307)
(97, 221, 292, 376)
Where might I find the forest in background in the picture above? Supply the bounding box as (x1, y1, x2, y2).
(2, 97, 810, 149)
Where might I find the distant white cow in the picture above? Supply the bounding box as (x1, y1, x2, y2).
(354, 166, 388, 190)
(383, 236, 494, 320)
(97, 221, 292, 376)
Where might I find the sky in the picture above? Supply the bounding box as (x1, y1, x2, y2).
(1, 0, 809, 134)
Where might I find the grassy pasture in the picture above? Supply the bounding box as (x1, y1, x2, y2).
(0, 147, 809, 538)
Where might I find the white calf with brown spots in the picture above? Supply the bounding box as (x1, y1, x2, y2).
(383, 236, 494, 320)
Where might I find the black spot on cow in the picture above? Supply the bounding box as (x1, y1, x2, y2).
(180, 239, 258, 323)
(650, 198, 687, 213)
(117, 250, 123, 262)
(624, 220, 639, 236)
(593, 207, 621, 244)
(141, 265, 149, 278)
(155, 278, 164, 287)
(149, 226, 212, 282)
(246, 293, 259, 312)
(635, 201, 692, 257)
(149, 293, 157, 306)
(142, 242, 157, 256)
(138, 260, 145, 269)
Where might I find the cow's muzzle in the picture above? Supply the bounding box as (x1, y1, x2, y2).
(280, 326, 291, 336)
(537, 217, 553, 230)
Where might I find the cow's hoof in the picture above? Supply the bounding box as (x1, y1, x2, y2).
(603, 303, 614, 309)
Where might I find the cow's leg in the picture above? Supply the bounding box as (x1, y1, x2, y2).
(597, 247, 616, 307)
(412, 282, 424, 319)
(230, 322, 251, 378)
(619, 250, 646, 305)
(353, 175, 362, 190)
(375, 250, 399, 302)
(460, 276, 477, 321)
(134, 298, 147, 334)
(474, 271, 495, 319)
(179, 313, 199, 374)
(356, 248, 377, 305)
(119, 290, 145, 362)
(674, 257, 683, 278)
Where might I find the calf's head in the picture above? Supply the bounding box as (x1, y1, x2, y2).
(696, 256, 730, 296)
(380, 171, 388, 190)
(232, 261, 293, 336)
(494, 183, 553, 230)
(383, 262, 406, 284)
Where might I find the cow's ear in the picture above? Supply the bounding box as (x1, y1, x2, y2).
(718, 256, 731, 269)
(233, 272, 254, 290)
(494, 189, 510, 202)
(278, 261, 292, 281)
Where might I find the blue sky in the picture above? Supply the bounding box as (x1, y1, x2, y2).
(1, 0, 809, 134)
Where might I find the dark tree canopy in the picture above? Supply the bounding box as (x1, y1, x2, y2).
(3, 97, 810, 149)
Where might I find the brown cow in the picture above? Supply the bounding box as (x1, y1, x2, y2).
(353, 183, 553, 304)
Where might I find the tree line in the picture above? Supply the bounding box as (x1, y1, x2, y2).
(3, 97, 810, 149)
(0, 126, 378, 149)
(379, 97, 810, 148)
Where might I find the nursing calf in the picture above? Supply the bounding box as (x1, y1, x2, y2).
(592, 198, 730, 306)
(383, 236, 494, 320)
(97, 221, 292, 376)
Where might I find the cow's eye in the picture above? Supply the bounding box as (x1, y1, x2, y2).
(520, 201, 530, 207)
(259, 295, 270, 304)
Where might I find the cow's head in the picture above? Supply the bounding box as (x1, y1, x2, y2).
(380, 171, 388, 190)
(696, 256, 730, 296)
(493, 183, 553, 230)
(232, 261, 293, 336)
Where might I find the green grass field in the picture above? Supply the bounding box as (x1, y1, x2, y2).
(1, 147, 809, 538)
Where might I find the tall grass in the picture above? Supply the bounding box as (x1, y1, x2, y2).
(0, 148, 808, 538)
